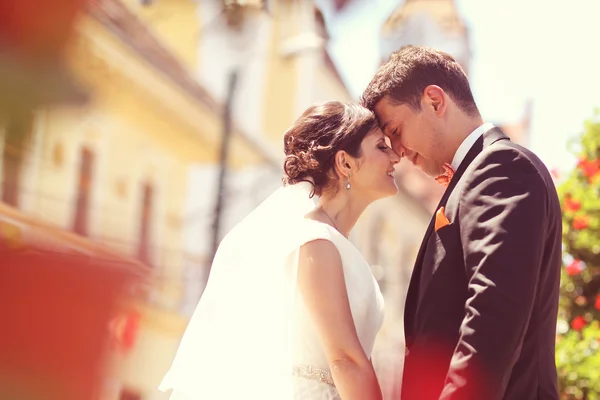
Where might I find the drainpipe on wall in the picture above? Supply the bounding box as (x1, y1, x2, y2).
(209, 69, 238, 266)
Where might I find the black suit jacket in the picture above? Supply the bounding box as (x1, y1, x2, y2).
(400, 128, 562, 400)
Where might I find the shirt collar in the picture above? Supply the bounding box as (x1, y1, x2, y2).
(451, 122, 495, 170)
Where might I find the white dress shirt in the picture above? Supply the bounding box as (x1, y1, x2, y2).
(451, 122, 495, 170)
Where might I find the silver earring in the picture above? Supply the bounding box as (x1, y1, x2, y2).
(345, 174, 351, 190)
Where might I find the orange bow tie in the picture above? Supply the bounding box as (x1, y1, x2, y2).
(434, 163, 455, 187)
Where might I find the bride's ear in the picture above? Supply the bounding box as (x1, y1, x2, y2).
(334, 150, 354, 179)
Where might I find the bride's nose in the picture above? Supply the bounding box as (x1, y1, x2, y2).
(389, 149, 401, 164)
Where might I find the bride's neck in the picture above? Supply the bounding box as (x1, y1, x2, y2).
(317, 190, 368, 238)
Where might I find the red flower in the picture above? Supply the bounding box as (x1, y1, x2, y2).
(573, 215, 590, 230)
(565, 259, 583, 276)
(577, 157, 600, 182)
(108, 311, 141, 354)
(595, 294, 600, 311)
(564, 197, 581, 212)
(571, 316, 586, 331)
(121, 311, 140, 351)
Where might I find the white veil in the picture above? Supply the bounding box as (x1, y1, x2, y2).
(159, 182, 319, 400)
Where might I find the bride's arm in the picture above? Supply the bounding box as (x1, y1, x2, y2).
(298, 239, 383, 400)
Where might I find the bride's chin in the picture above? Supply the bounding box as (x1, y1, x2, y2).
(375, 186, 399, 200)
(386, 187, 399, 197)
(385, 181, 399, 196)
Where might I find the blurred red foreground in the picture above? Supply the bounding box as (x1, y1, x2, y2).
(0, 203, 149, 400)
(0, 1, 147, 398)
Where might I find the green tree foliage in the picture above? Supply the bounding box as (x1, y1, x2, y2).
(556, 111, 600, 399)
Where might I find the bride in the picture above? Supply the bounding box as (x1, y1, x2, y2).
(159, 101, 400, 400)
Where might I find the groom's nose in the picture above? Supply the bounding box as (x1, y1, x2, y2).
(402, 147, 417, 159)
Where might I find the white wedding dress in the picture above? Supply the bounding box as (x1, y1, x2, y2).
(159, 183, 385, 400)
(290, 220, 385, 399)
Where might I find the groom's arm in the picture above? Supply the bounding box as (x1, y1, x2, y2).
(439, 148, 548, 400)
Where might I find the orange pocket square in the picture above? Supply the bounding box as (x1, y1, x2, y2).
(435, 206, 450, 232)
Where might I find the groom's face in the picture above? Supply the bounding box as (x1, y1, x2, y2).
(374, 97, 445, 178)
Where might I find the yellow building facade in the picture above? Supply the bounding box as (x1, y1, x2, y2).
(0, 1, 279, 399)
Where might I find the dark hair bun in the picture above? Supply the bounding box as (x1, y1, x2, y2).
(283, 141, 322, 186)
(282, 101, 377, 197)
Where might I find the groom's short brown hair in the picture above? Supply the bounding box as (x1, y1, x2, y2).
(361, 45, 480, 116)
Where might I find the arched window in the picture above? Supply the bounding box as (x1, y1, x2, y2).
(73, 146, 94, 236)
(137, 181, 154, 266)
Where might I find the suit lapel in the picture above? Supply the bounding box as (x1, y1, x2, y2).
(404, 127, 509, 346)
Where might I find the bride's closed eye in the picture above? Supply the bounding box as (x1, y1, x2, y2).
(377, 142, 392, 152)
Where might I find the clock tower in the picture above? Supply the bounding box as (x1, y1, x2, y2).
(380, 0, 471, 75)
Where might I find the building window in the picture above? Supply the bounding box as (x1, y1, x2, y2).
(137, 182, 153, 266)
(1, 111, 34, 207)
(73, 147, 94, 236)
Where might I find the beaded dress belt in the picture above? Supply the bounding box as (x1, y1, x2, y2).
(292, 365, 335, 387)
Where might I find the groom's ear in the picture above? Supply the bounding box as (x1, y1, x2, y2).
(423, 85, 446, 116)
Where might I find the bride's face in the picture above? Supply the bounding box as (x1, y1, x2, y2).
(350, 128, 400, 201)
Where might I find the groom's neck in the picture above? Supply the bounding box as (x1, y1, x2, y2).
(444, 113, 485, 164)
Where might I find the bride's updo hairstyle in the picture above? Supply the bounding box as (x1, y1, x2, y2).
(283, 101, 378, 197)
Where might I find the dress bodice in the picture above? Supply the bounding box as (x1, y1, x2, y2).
(291, 220, 385, 399)
(160, 213, 385, 400)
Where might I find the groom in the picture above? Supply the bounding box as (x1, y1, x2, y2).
(362, 46, 562, 400)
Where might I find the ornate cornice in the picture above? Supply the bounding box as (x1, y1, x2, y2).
(87, 0, 220, 112)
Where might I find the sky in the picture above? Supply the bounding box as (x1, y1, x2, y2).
(324, 0, 600, 175)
